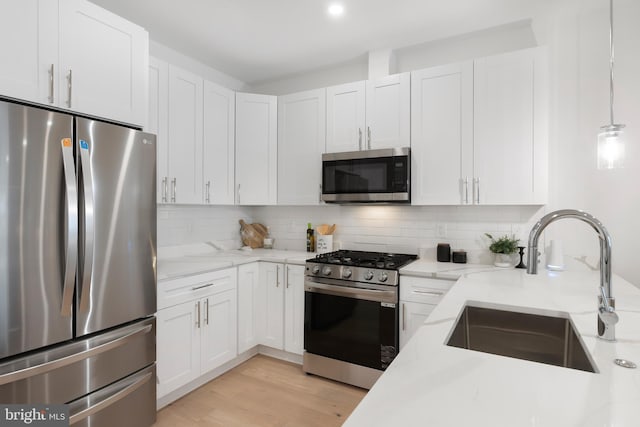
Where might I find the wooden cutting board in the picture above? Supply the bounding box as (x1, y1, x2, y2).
(239, 219, 268, 248)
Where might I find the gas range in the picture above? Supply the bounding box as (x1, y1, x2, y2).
(305, 250, 417, 287)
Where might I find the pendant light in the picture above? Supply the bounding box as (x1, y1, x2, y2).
(597, 0, 625, 169)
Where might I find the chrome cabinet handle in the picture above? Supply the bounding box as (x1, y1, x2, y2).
(204, 298, 209, 326)
(286, 266, 290, 289)
(367, 126, 371, 149)
(171, 178, 176, 203)
(463, 177, 469, 204)
(237, 184, 241, 204)
(60, 138, 77, 316)
(402, 303, 406, 331)
(412, 289, 444, 297)
(195, 301, 201, 328)
(205, 180, 211, 203)
(161, 177, 167, 203)
(473, 178, 480, 204)
(191, 282, 214, 291)
(49, 64, 54, 103)
(0, 323, 152, 386)
(276, 265, 280, 287)
(358, 128, 362, 150)
(67, 69, 72, 108)
(69, 370, 152, 425)
(78, 139, 94, 314)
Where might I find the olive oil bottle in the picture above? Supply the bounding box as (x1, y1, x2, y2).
(306, 223, 315, 252)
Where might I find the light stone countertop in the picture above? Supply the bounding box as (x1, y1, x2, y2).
(399, 258, 501, 279)
(344, 268, 640, 427)
(157, 244, 314, 281)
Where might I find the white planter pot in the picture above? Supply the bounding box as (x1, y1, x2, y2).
(494, 253, 512, 268)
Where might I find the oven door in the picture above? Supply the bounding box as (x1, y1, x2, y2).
(304, 280, 398, 370)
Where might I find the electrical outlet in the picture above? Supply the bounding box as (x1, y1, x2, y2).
(436, 224, 447, 238)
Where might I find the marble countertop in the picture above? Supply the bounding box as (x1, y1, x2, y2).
(344, 268, 640, 427)
(157, 244, 314, 281)
(399, 259, 500, 279)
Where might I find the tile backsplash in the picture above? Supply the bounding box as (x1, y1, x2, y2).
(158, 204, 546, 265)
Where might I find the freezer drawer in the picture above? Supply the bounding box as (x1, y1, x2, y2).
(69, 364, 156, 427)
(0, 317, 155, 404)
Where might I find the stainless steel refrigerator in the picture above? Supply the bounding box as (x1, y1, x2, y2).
(0, 99, 157, 426)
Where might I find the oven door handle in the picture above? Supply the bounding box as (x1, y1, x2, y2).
(305, 281, 397, 304)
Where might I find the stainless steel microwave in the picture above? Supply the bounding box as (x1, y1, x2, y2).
(321, 147, 410, 203)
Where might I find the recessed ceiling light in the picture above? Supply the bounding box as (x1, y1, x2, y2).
(328, 3, 344, 17)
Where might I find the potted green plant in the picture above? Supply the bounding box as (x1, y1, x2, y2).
(485, 233, 519, 267)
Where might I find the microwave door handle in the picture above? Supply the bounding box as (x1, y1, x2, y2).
(78, 139, 94, 314)
(60, 138, 77, 316)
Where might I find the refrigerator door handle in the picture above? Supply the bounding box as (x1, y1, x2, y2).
(78, 139, 95, 313)
(69, 370, 153, 425)
(61, 138, 78, 317)
(0, 323, 152, 386)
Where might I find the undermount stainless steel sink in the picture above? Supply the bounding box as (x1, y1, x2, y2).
(446, 304, 598, 373)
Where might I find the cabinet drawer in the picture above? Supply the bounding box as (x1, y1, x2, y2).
(400, 276, 454, 304)
(158, 268, 237, 310)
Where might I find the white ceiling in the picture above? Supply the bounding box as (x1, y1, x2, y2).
(91, 0, 555, 84)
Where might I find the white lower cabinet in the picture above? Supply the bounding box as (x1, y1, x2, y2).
(156, 268, 237, 399)
(237, 262, 305, 356)
(399, 276, 455, 350)
(238, 262, 261, 353)
(284, 265, 305, 355)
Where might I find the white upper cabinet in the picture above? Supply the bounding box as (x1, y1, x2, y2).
(0, 0, 148, 126)
(167, 65, 203, 205)
(0, 0, 58, 105)
(474, 47, 548, 205)
(148, 57, 169, 204)
(277, 88, 326, 205)
(326, 81, 366, 153)
(203, 81, 235, 205)
(411, 47, 547, 205)
(365, 73, 411, 150)
(326, 74, 410, 153)
(411, 62, 473, 205)
(59, 0, 148, 126)
(235, 92, 278, 205)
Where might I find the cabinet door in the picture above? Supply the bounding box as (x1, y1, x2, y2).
(167, 65, 203, 204)
(365, 73, 410, 150)
(399, 301, 436, 350)
(411, 62, 473, 205)
(200, 289, 238, 373)
(59, 0, 148, 125)
(474, 48, 547, 204)
(203, 80, 235, 205)
(156, 301, 200, 398)
(148, 57, 169, 204)
(326, 81, 366, 153)
(235, 92, 278, 205)
(259, 262, 284, 350)
(237, 263, 261, 353)
(284, 265, 305, 355)
(277, 89, 326, 205)
(0, 0, 58, 106)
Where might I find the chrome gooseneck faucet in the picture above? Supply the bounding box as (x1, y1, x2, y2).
(526, 209, 618, 341)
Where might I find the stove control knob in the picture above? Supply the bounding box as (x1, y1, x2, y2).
(322, 266, 332, 276)
(312, 265, 321, 274)
(379, 272, 389, 282)
(342, 268, 352, 279)
(364, 270, 374, 280)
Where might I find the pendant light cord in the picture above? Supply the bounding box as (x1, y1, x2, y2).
(609, 0, 615, 126)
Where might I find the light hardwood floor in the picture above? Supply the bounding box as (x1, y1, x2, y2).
(154, 355, 367, 427)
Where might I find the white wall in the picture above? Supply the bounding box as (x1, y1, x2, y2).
(537, 0, 640, 285)
(150, 40, 248, 91)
